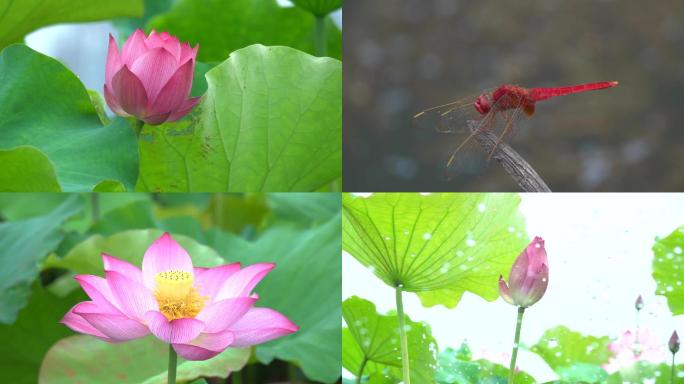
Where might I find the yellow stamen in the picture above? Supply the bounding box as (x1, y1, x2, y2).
(154, 270, 206, 321)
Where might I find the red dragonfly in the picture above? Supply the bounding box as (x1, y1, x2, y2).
(414, 81, 619, 168)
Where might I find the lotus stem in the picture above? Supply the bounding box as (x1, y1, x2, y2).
(130, 119, 144, 137)
(673, 352, 676, 384)
(396, 286, 411, 384)
(314, 16, 326, 56)
(168, 344, 177, 384)
(508, 307, 525, 384)
(356, 357, 368, 384)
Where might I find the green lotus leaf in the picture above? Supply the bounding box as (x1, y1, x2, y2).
(44, 229, 225, 275)
(342, 193, 527, 308)
(137, 45, 341, 192)
(0, 146, 61, 191)
(530, 326, 611, 383)
(0, 45, 138, 191)
(39, 335, 249, 384)
(291, 0, 343, 17)
(0, 0, 143, 49)
(0, 283, 85, 384)
(147, 0, 341, 61)
(0, 195, 82, 323)
(652, 225, 684, 315)
(342, 296, 437, 383)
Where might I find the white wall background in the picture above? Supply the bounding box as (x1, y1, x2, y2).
(343, 193, 684, 382)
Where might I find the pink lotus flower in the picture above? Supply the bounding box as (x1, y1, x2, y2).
(670, 331, 680, 354)
(499, 236, 549, 308)
(104, 29, 201, 125)
(603, 329, 667, 373)
(61, 233, 298, 361)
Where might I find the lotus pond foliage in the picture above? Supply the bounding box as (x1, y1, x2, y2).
(0, 0, 342, 192)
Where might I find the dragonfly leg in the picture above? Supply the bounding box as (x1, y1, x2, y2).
(447, 112, 494, 167)
(487, 105, 521, 160)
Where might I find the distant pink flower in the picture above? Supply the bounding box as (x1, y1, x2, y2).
(603, 329, 667, 373)
(635, 295, 644, 311)
(61, 232, 298, 361)
(472, 347, 511, 366)
(499, 236, 549, 308)
(104, 29, 201, 125)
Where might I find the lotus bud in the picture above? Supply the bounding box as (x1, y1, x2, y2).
(635, 295, 644, 311)
(670, 331, 680, 354)
(499, 236, 549, 308)
(104, 29, 201, 125)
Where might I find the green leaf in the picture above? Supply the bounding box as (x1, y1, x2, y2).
(652, 225, 684, 315)
(44, 229, 226, 276)
(291, 0, 342, 17)
(147, 0, 342, 61)
(606, 361, 684, 384)
(0, 195, 82, 324)
(0, 193, 71, 220)
(0, 146, 61, 191)
(113, 0, 175, 39)
(0, 0, 143, 49)
(530, 326, 611, 383)
(205, 212, 342, 382)
(137, 45, 341, 192)
(0, 45, 139, 191)
(0, 283, 86, 384)
(267, 192, 341, 224)
(342, 296, 437, 383)
(342, 193, 527, 308)
(92, 180, 126, 192)
(39, 335, 250, 384)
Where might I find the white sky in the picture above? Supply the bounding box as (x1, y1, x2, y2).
(343, 193, 684, 382)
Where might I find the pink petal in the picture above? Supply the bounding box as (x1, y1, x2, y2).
(121, 29, 149, 65)
(180, 43, 199, 63)
(194, 263, 241, 301)
(141, 232, 194, 290)
(141, 111, 172, 125)
(166, 97, 201, 122)
(111, 65, 149, 118)
(105, 34, 122, 86)
(173, 330, 234, 361)
(106, 270, 158, 321)
(129, 47, 178, 102)
(103, 84, 127, 116)
(102, 253, 142, 283)
(74, 274, 120, 313)
(144, 311, 205, 344)
(61, 305, 112, 341)
(146, 30, 181, 61)
(196, 297, 256, 333)
(228, 308, 298, 347)
(214, 263, 275, 302)
(73, 302, 149, 341)
(498, 275, 515, 305)
(146, 59, 194, 117)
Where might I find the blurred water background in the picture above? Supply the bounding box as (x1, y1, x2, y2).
(343, 0, 684, 191)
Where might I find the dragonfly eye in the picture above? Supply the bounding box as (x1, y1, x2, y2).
(474, 94, 491, 115)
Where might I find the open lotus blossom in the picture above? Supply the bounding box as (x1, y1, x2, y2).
(61, 232, 298, 361)
(670, 331, 680, 354)
(105, 29, 201, 125)
(499, 236, 549, 308)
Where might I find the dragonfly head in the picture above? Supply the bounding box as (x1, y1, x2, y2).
(474, 93, 491, 115)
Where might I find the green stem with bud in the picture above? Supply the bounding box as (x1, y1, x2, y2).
(508, 307, 526, 384)
(168, 344, 177, 384)
(396, 286, 411, 384)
